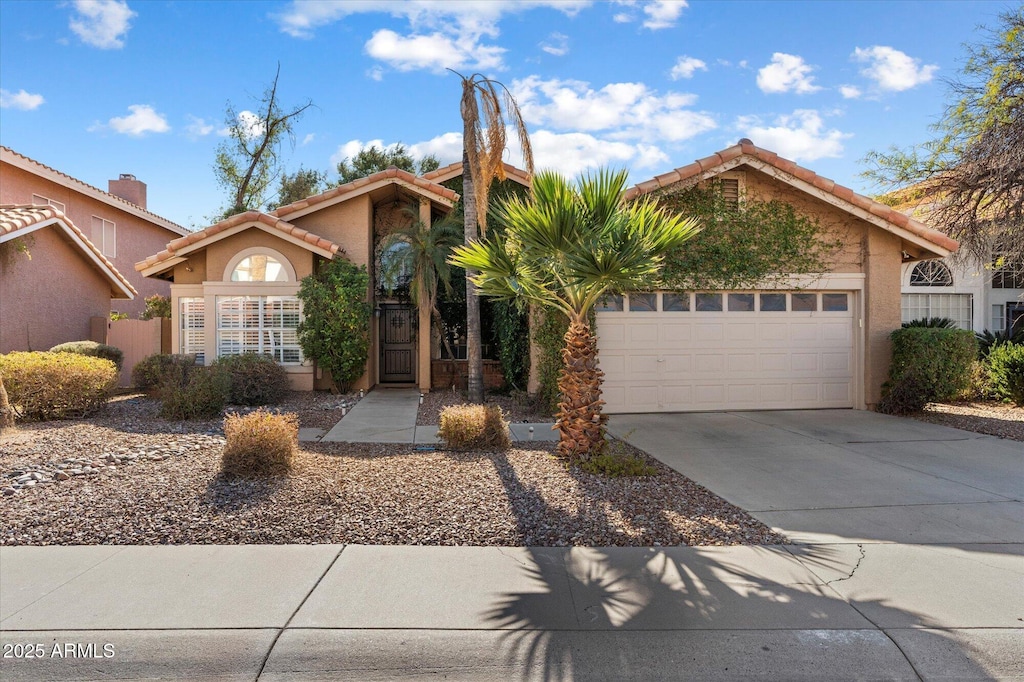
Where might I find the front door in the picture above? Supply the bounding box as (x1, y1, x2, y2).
(380, 304, 416, 383)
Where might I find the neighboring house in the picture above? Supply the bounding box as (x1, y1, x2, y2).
(0, 146, 188, 320)
(887, 187, 1024, 334)
(136, 168, 458, 391)
(1, 205, 137, 352)
(594, 139, 956, 414)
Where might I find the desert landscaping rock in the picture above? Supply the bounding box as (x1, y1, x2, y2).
(914, 401, 1024, 441)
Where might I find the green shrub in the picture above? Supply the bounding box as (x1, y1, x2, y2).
(878, 327, 977, 414)
(987, 343, 1024, 406)
(0, 351, 117, 420)
(438, 403, 511, 450)
(157, 362, 229, 420)
(902, 317, 957, 329)
(49, 340, 124, 371)
(132, 354, 198, 393)
(578, 452, 659, 477)
(214, 353, 289, 406)
(960, 360, 996, 401)
(976, 327, 1024, 360)
(221, 409, 298, 476)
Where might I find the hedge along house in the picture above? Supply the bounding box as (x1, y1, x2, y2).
(591, 139, 958, 414)
(135, 168, 458, 391)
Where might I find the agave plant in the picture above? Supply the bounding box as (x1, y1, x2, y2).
(451, 168, 700, 459)
(976, 327, 1024, 359)
(901, 317, 958, 329)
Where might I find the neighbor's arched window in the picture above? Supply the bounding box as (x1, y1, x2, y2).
(910, 260, 953, 287)
(231, 254, 289, 282)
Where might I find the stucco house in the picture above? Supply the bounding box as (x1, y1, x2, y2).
(138, 140, 955, 410)
(135, 168, 458, 392)
(1, 205, 137, 352)
(0, 146, 188, 322)
(593, 139, 956, 413)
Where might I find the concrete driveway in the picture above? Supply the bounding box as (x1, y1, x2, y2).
(609, 409, 1024, 679)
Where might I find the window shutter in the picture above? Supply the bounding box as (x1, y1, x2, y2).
(104, 220, 116, 258)
(91, 216, 104, 249)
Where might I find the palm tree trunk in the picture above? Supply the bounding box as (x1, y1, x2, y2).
(555, 319, 607, 459)
(463, 149, 485, 403)
(0, 375, 14, 433)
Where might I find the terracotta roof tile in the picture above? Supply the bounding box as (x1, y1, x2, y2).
(422, 161, 532, 187)
(0, 204, 137, 296)
(626, 141, 958, 255)
(136, 211, 343, 274)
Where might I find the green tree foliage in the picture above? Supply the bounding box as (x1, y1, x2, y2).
(336, 143, 440, 184)
(655, 184, 842, 290)
(296, 258, 371, 391)
(269, 166, 327, 210)
(214, 65, 313, 218)
(862, 8, 1023, 265)
(140, 294, 171, 320)
(452, 169, 699, 458)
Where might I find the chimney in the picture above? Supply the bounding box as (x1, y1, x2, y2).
(108, 173, 147, 209)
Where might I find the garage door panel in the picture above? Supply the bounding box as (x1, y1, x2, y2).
(597, 291, 855, 413)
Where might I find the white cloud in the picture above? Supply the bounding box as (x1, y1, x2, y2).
(670, 56, 707, 80)
(641, 0, 687, 29)
(853, 46, 938, 92)
(511, 76, 715, 143)
(839, 85, 862, 99)
(274, 1, 589, 71)
(184, 115, 214, 138)
(68, 0, 135, 49)
(756, 53, 821, 94)
(302, 133, 316, 146)
(409, 133, 464, 166)
(331, 138, 398, 167)
(90, 104, 170, 136)
(736, 109, 850, 161)
(0, 88, 45, 110)
(540, 32, 569, 56)
(218, 110, 266, 139)
(365, 28, 504, 72)
(613, 12, 632, 23)
(367, 66, 384, 81)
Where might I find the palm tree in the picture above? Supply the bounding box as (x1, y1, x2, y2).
(453, 70, 534, 403)
(377, 213, 464, 360)
(451, 169, 700, 459)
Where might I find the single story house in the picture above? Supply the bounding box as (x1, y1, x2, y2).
(138, 140, 955, 411)
(1, 205, 137, 352)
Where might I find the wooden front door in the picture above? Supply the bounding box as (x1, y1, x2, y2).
(380, 304, 416, 383)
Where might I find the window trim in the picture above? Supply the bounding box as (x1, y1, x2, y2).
(215, 294, 303, 365)
(32, 194, 66, 213)
(223, 247, 296, 283)
(90, 215, 116, 258)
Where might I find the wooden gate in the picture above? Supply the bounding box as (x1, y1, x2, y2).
(107, 318, 166, 387)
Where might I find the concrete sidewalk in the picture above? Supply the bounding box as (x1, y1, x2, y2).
(315, 388, 557, 444)
(6, 542, 1018, 681)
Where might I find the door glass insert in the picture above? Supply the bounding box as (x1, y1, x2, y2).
(792, 293, 818, 311)
(695, 293, 723, 312)
(760, 293, 787, 311)
(728, 293, 755, 311)
(822, 293, 849, 311)
(628, 293, 656, 311)
(596, 294, 623, 312)
(663, 293, 689, 311)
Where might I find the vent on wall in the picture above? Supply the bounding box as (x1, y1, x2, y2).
(721, 178, 740, 208)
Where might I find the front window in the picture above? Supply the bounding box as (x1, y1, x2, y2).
(901, 293, 973, 330)
(216, 295, 302, 364)
(231, 254, 288, 282)
(180, 297, 205, 363)
(910, 260, 953, 287)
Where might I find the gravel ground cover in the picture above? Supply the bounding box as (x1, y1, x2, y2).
(912, 401, 1024, 442)
(0, 396, 781, 547)
(418, 388, 552, 425)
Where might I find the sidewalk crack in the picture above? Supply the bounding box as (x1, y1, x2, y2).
(824, 544, 867, 585)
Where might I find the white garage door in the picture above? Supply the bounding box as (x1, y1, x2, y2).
(597, 291, 855, 413)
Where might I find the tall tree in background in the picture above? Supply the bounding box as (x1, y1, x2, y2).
(214, 65, 313, 218)
(454, 70, 534, 403)
(336, 143, 440, 184)
(269, 167, 327, 210)
(863, 8, 1023, 266)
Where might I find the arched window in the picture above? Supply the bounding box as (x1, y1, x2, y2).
(230, 254, 289, 282)
(910, 260, 953, 287)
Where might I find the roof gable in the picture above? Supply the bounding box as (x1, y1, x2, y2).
(136, 211, 341, 278)
(0, 205, 137, 299)
(421, 161, 532, 187)
(0, 146, 188, 237)
(626, 140, 958, 259)
(271, 167, 459, 221)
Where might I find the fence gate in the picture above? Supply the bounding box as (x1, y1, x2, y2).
(107, 318, 165, 387)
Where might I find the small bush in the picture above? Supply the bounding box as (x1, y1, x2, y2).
(579, 451, 659, 477)
(960, 360, 995, 401)
(49, 340, 124, 371)
(132, 354, 199, 393)
(158, 362, 229, 420)
(438, 403, 511, 450)
(976, 327, 1024, 360)
(214, 353, 289, 406)
(222, 409, 298, 476)
(987, 343, 1024, 406)
(0, 351, 117, 420)
(878, 327, 977, 415)
(141, 294, 171, 320)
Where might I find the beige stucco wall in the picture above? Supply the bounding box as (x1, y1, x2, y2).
(1, 226, 112, 352)
(0, 161, 179, 317)
(863, 228, 903, 407)
(206, 229, 314, 282)
(289, 195, 373, 267)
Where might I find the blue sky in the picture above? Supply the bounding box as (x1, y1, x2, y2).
(0, 0, 1000, 229)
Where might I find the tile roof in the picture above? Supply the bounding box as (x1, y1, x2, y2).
(135, 211, 342, 273)
(272, 167, 459, 218)
(0, 204, 137, 297)
(625, 139, 959, 254)
(0, 146, 188, 237)
(421, 161, 532, 187)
